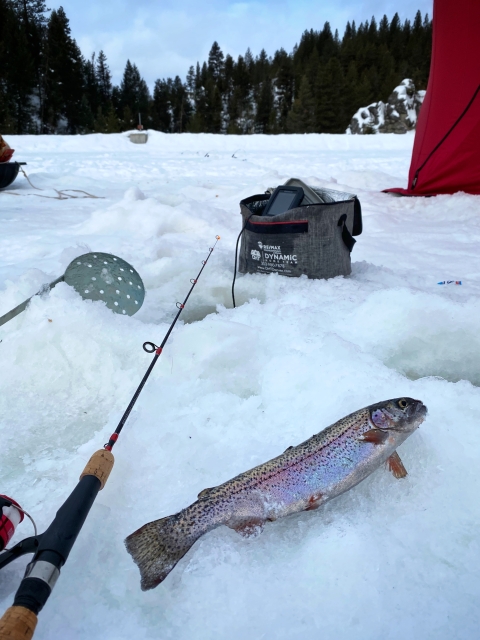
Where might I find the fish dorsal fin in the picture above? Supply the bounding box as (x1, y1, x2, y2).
(284, 445, 293, 453)
(197, 487, 215, 499)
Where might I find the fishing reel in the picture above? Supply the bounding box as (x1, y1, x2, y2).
(0, 495, 25, 552)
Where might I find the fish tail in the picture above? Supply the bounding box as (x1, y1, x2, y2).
(125, 513, 200, 590)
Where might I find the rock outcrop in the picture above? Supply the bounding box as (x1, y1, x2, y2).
(347, 79, 426, 134)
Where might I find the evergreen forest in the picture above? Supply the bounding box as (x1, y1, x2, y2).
(0, 1, 432, 135)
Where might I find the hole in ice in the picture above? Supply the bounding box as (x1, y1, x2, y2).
(120, 268, 124, 271)
(384, 331, 480, 387)
(77, 261, 81, 265)
(118, 277, 122, 281)
(100, 290, 104, 294)
(129, 281, 133, 285)
(113, 258, 117, 261)
(180, 304, 219, 324)
(84, 290, 89, 293)
(91, 277, 96, 281)
(114, 302, 118, 306)
(127, 295, 130, 299)
(104, 261, 108, 264)
(130, 269, 133, 273)
(134, 301, 138, 305)
(116, 290, 120, 294)
(88, 264, 92, 268)
(122, 310, 126, 314)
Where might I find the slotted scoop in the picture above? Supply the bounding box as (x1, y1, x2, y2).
(0, 252, 145, 328)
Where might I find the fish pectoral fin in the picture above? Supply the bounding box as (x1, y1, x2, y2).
(358, 429, 389, 445)
(229, 517, 265, 538)
(387, 451, 408, 479)
(305, 493, 323, 511)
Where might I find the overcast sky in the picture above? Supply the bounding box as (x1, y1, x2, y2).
(58, 0, 433, 88)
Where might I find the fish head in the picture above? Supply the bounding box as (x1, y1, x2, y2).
(369, 398, 427, 433)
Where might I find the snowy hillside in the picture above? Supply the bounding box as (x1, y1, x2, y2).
(1, 131, 479, 639)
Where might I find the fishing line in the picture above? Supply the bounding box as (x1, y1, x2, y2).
(0, 167, 104, 200)
(10, 506, 38, 539)
(104, 235, 221, 451)
(232, 212, 254, 309)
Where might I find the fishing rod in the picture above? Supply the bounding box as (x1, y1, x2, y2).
(0, 237, 220, 640)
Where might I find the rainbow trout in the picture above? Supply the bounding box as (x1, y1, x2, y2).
(126, 397, 427, 590)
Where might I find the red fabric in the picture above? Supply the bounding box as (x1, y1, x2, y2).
(0, 135, 14, 163)
(386, 0, 480, 196)
(0, 149, 14, 163)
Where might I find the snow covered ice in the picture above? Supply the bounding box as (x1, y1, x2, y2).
(1, 131, 480, 639)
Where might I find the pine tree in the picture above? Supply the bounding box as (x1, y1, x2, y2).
(43, 7, 85, 132)
(205, 79, 222, 132)
(187, 62, 207, 132)
(315, 57, 345, 132)
(272, 48, 294, 132)
(170, 76, 191, 132)
(207, 41, 224, 82)
(78, 93, 94, 132)
(343, 61, 359, 128)
(152, 79, 172, 132)
(119, 60, 150, 129)
(287, 76, 315, 133)
(83, 53, 99, 117)
(388, 12, 403, 62)
(255, 78, 274, 133)
(229, 54, 254, 133)
(93, 106, 107, 132)
(0, 0, 35, 132)
(378, 14, 389, 44)
(221, 54, 235, 132)
(318, 22, 338, 61)
(105, 103, 120, 132)
(253, 49, 274, 133)
(96, 50, 112, 107)
(11, 0, 50, 128)
(254, 49, 270, 84)
(186, 65, 195, 106)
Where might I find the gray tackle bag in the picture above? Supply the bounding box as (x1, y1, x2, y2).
(237, 179, 362, 279)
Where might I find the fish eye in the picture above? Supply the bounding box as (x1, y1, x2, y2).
(398, 398, 408, 409)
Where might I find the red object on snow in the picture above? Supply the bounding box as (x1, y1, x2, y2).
(0, 148, 14, 162)
(0, 135, 14, 163)
(386, 0, 480, 196)
(0, 494, 24, 551)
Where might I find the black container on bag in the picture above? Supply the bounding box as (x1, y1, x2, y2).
(238, 179, 362, 279)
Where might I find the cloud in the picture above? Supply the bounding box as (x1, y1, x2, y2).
(60, 0, 433, 88)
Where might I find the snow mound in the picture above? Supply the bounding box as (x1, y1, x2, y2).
(348, 79, 426, 134)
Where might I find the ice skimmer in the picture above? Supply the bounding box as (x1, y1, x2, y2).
(0, 252, 145, 328)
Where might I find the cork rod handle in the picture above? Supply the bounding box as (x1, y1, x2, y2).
(80, 449, 114, 489)
(0, 606, 38, 640)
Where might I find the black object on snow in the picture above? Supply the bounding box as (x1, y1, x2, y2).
(0, 162, 21, 189)
(237, 179, 362, 281)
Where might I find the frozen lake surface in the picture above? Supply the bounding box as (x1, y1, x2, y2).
(1, 131, 479, 639)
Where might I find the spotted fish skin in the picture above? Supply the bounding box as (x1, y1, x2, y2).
(125, 397, 427, 590)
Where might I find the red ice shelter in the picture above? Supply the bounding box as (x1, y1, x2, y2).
(386, 0, 480, 196)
